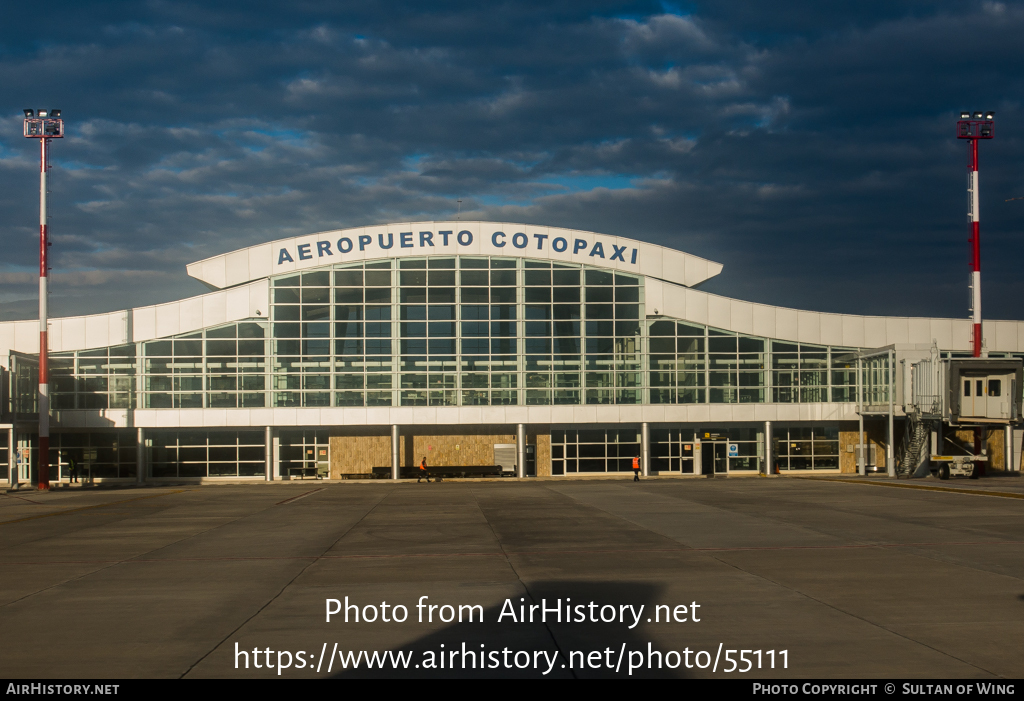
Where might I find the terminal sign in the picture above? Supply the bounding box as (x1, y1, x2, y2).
(276, 229, 639, 267)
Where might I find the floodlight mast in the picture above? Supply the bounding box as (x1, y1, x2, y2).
(957, 110, 994, 358)
(957, 110, 995, 479)
(23, 109, 64, 491)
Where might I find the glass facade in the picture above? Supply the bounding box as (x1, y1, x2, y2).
(279, 429, 329, 478)
(648, 320, 859, 405)
(2, 246, 1019, 482)
(32, 256, 1013, 423)
(144, 323, 267, 409)
(551, 428, 641, 475)
(35, 257, 881, 411)
(553, 425, 772, 475)
(51, 345, 136, 410)
(774, 426, 840, 470)
(17, 259, 1024, 419)
(48, 430, 138, 480)
(649, 427, 764, 473)
(148, 430, 265, 478)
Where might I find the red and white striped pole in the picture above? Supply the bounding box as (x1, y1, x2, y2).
(22, 109, 62, 490)
(38, 136, 50, 490)
(958, 111, 994, 479)
(968, 137, 981, 358)
(958, 110, 993, 356)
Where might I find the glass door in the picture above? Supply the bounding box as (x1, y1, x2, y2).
(17, 438, 33, 483)
(700, 442, 728, 474)
(714, 443, 728, 474)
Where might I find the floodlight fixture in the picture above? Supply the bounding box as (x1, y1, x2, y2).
(957, 110, 994, 141)
(23, 108, 64, 139)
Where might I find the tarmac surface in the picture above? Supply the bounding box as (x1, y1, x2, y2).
(1, 475, 1022, 679)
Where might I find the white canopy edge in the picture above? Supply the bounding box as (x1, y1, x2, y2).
(185, 221, 725, 290)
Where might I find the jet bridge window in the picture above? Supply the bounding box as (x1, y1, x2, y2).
(964, 380, 971, 396)
(989, 379, 1001, 397)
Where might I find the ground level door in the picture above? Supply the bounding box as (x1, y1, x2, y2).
(17, 437, 32, 483)
(700, 441, 729, 475)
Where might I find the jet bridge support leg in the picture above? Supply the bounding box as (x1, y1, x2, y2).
(887, 413, 895, 478)
(972, 428, 985, 478)
(1005, 426, 1013, 474)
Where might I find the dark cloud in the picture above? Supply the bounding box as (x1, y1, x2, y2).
(0, 0, 1022, 323)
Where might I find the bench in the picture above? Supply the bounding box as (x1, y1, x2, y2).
(288, 465, 331, 480)
(369, 465, 511, 479)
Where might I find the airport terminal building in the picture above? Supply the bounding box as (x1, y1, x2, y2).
(2, 221, 1023, 483)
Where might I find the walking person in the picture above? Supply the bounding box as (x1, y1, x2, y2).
(418, 456, 429, 483)
(632, 455, 641, 481)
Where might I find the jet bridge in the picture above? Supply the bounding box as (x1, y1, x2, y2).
(849, 343, 1022, 478)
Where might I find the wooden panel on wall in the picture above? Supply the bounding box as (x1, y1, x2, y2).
(330, 435, 391, 477)
(402, 430, 515, 467)
(391, 425, 555, 471)
(838, 423, 887, 473)
(325, 425, 554, 475)
(839, 430, 858, 474)
(986, 428, 1006, 470)
(532, 430, 551, 476)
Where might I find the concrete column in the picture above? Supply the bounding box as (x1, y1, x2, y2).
(516, 424, 526, 478)
(887, 351, 895, 477)
(264, 426, 273, 481)
(641, 422, 650, 476)
(887, 414, 895, 478)
(857, 357, 865, 475)
(764, 421, 772, 476)
(391, 424, 400, 480)
(1014, 427, 1023, 472)
(136, 427, 145, 484)
(272, 431, 281, 480)
(858, 417, 866, 476)
(7, 427, 14, 488)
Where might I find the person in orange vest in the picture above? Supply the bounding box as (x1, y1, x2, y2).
(418, 456, 429, 483)
(632, 455, 641, 481)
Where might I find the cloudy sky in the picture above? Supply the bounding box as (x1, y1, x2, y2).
(1, 0, 1022, 322)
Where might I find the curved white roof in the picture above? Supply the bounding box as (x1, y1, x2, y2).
(185, 221, 725, 290)
(3, 220, 1024, 364)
